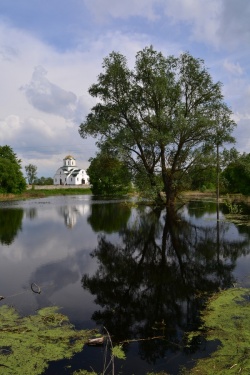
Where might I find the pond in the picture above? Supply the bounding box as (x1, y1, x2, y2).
(1, 195, 250, 375)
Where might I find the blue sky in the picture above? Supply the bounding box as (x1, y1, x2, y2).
(1, 0, 250, 177)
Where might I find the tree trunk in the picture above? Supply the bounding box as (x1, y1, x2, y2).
(163, 173, 176, 208)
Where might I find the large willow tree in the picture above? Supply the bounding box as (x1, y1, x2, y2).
(79, 46, 235, 206)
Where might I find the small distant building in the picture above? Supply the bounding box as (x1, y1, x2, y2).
(53, 155, 90, 186)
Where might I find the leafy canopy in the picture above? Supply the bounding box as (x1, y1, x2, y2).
(25, 163, 37, 185)
(222, 152, 250, 195)
(0, 145, 26, 194)
(79, 46, 235, 205)
(87, 150, 132, 196)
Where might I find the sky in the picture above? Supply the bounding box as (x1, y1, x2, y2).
(1, 0, 250, 177)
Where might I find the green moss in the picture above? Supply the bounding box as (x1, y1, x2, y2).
(0, 305, 94, 375)
(187, 288, 250, 374)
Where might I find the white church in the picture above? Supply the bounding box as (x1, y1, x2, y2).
(53, 155, 90, 186)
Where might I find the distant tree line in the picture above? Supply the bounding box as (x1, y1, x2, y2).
(25, 163, 53, 185)
(33, 176, 53, 185)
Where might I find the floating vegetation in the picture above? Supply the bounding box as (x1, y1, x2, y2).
(0, 305, 94, 375)
(224, 213, 250, 226)
(186, 288, 250, 374)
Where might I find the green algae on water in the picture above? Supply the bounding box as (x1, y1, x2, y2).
(186, 288, 250, 374)
(0, 305, 94, 375)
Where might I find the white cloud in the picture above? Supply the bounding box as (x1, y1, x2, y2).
(160, 0, 222, 48)
(21, 66, 78, 119)
(0, 115, 21, 142)
(0, 20, 156, 177)
(1, 0, 250, 177)
(83, 0, 248, 54)
(218, 0, 250, 50)
(223, 60, 243, 76)
(83, 0, 160, 21)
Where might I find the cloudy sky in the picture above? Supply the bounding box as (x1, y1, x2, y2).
(1, 0, 250, 177)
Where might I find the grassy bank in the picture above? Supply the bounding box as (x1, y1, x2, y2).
(0, 187, 92, 202)
(1, 188, 250, 205)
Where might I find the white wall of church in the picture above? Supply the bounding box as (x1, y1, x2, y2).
(53, 157, 89, 186)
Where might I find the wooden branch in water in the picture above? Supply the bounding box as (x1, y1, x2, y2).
(31, 283, 41, 294)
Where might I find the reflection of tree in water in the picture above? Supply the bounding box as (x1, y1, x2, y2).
(186, 200, 218, 218)
(0, 208, 23, 245)
(82, 205, 250, 364)
(87, 202, 131, 233)
(25, 208, 37, 220)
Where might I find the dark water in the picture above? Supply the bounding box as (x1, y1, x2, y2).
(1, 196, 250, 374)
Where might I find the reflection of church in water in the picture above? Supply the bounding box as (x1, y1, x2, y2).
(59, 205, 90, 228)
(53, 155, 89, 186)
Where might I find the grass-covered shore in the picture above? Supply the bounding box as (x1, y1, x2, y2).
(1, 186, 250, 207)
(0, 186, 92, 202)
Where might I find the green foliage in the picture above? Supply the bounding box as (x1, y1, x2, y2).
(87, 152, 132, 196)
(25, 163, 37, 184)
(186, 288, 250, 374)
(0, 305, 93, 375)
(79, 46, 235, 206)
(224, 194, 242, 214)
(188, 165, 217, 192)
(112, 345, 126, 360)
(222, 152, 250, 195)
(34, 176, 53, 185)
(0, 145, 26, 194)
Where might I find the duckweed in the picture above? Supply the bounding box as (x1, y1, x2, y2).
(0, 305, 93, 375)
(187, 288, 250, 374)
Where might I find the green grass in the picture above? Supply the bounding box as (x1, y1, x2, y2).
(0, 188, 92, 201)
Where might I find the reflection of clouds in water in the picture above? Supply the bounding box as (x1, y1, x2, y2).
(233, 253, 250, 287)
(30, 257, 80, 306)
(28, 250, 96, 310)
(0, 197, 97, 319)
(1, 203, 94, 262)
(30, 256, 80, 297)
(1, 228, 96, 262)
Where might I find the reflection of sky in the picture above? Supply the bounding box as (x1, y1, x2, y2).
(180, 203, 250, 285)
(0, 196, 98, 323)
(180, 204, 247, 241)
(1, 196, 250, 324)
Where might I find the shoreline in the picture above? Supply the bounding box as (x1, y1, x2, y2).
(0, 186, 92, 202)
(0, 187, 249, 205)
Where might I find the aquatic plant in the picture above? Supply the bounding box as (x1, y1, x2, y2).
(186, 288, 250, 374)
(0, 305, 93, 375)
(224, 194, 242, 214)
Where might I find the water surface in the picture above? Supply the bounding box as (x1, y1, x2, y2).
(1, 196, 250, 374)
